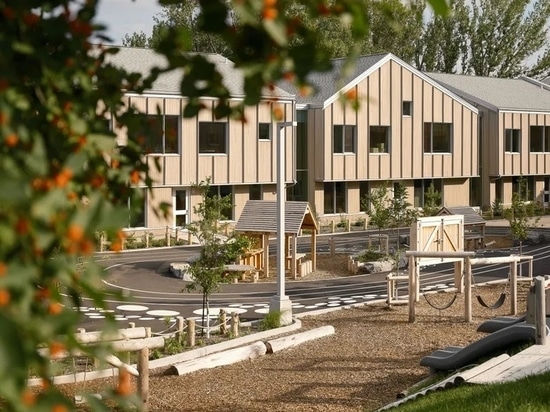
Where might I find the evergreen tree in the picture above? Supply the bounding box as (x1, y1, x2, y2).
(422, 183, 442, 216)
(361, 183, 392, 250)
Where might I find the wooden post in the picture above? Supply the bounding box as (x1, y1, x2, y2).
(263, 233, 270, 278)
(408, 256, 416, 323)
(165, 226, 170, 247)
(510, 261, 518, 316)
(176, 316, 184, 342)
(291, 235, 297, 280)
(331, 220, 335, 233)
(346, 219, 351, 232)
(219, 310, 227, 335)
(454, 260, 463, 294)
(465, 257, 472, 322)
(186, 318, 195, 347)
(231, 312, 239, 337)
(187, 230, 192, 245)
(138, 347, 149, 412)
(311, 230, 317, 271)
(535, 277, 546, 345)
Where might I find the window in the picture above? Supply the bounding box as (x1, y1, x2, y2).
(174, 190, 188, 227)
(258, 123, 271, 140)
(333, 125, 356, 154)
(424, 123, 452, 153)
(402, 101, 412, 116)
(199, 122, 227, 154)
(138, 114, 179, 154)
(207, 185, 234, 220)
(505, 129, 521, 153)
(359, 181, 370, 211)
(249, 184, 262, 200)
(370, 126, 390, 153)
(529, 126, 550, 152)
(127, 190, 145, 228)
(413, 179, 443, 207)
(324, 182, 346, 214)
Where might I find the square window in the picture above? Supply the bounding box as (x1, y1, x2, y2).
(402, 101, 412, 116)
(136, 114, 179, 154)
(370, 126, 390, 153)
(199, 122, 227, 154)
(423, 122, 452, 153)
(258, 123, 271, 140)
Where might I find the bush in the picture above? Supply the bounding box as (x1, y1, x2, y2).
(260, 311, 281, 330)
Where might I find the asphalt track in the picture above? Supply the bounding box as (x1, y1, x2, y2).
(76, 224, 550, 332)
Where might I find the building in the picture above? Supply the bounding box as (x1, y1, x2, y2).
(428, 73, 550, 210)
(106, 47, 296, 230)
(280, 53, 479, 222)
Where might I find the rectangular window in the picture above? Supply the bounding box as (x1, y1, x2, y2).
(424, 122, 452, 153)
(258, 123, 271, 140)
(529, 126, 550, 152)
(359, 181, 370, 211)
(412, 179, 443, 207)
(174, 189, 188, 227)
(208, 185, 234, 220)
(333, 125, 356, 154)
(369, 126, 390, 153)
(323, 182, 346, 214)
(249, 184, 262, 200)
(402, 101, 412, 116)
(505, 129, 521, 153)
(199, 122, 227, 154)
(138, 114, 179, 154)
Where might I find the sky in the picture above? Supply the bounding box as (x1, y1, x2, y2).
(96, 0, 163, 45)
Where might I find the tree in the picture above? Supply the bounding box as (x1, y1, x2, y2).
(422, 183, 442, 216)
(418, 0, 550, 77)
(362, 183, 392, 250)
(185, 178, 251, 338)
(505, 176, 541, 257)
(390, 183, 419, 248)
(1, 0, 451, 409)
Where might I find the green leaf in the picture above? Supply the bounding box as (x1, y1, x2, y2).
(427, 0, 450, 16)
(263, 20, 288, 47)
(0, 313, 27, 389)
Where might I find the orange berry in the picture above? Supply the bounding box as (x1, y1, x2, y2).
(66, 224, 84, 242)
(318, 3, 331, 16)
(264, 0, 277, 6)
(89, 174, 105, 188)
(54, 168, 73, 188)
(21, 388, 36, 406)
(49, 341, 65, 359)
(48, 302, 64, 315)
(283, 72, 295, 82)
(262, 7, 278, 20)
(23, 12, 40, 26)
(5, 133, 18, 147)
(79, 239, 94, 255)
(111, 240, 122, 253)
(272, 105, 284, 121)
(35, 287, 50, 300)
(2, 7, 16, 20)
(0, 112, 7, 125)
(69, 19, 92, 37)
(51, 404, 69, 412)
(15, 217, 29, 234)
(116, 369, 133, 396)
(345, 88, 357, 101)
(0, 262, 6, 277)
(130, 169, 140, 185)
(0, 289, 10, 306)
(67, 191, 78, 202)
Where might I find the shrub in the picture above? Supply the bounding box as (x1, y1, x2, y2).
(260, 311, 281, 330)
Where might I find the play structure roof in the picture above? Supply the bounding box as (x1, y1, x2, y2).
(235, 200, 318, 235)
(437, 206, 486, 227)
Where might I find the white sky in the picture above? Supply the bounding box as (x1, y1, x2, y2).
(95, 0, 163, 45)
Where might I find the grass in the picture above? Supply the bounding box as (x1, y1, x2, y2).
(393, 371, 550, 412)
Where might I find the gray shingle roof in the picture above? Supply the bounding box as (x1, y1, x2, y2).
(103, 46, 293, 99)
(437, 206, 486, 227)
(278, 53, 389, 106)
(427, 72, 550, 112)
(235, 200, 318, 234)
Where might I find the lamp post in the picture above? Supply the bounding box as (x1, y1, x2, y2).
(269, 121, 296, 326)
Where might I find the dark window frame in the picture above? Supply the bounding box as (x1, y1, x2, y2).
(369, 126, 390, 153)
(333, 125, 356, 154)
(505, 128, 521, 153)
(423, 122, 452, 153)
(199, 122, 228, 154)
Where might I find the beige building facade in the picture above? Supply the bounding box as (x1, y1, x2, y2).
(428, 74, 550, 211)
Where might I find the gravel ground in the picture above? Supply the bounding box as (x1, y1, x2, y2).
(61, 244, 532, 412)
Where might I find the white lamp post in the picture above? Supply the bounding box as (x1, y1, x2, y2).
(269, 121, 296, 326)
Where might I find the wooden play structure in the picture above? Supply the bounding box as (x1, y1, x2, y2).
(436, 206, 486, 250)
(386, 215, 533, 323)
(234, 200, 319, 280)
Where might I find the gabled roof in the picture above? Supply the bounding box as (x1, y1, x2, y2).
(278, 53, 477, 113)
(235, 200, 318, 234)
(103, 46, 293, 99)
(427, 72, 550, 113)
(437, 206, 486, 227)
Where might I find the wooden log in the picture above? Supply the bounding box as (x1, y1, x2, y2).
(535, 277, 547, 345)
(264, 326, 335, 354)
(231, 312, 239, 337)
(74, 327, 150, 344)
(138, 348, 150, 412)
(104, 354, 139, 377)
(168, 341, 267, 376)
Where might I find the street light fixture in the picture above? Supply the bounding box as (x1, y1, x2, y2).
(269, 121, 297, 326)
